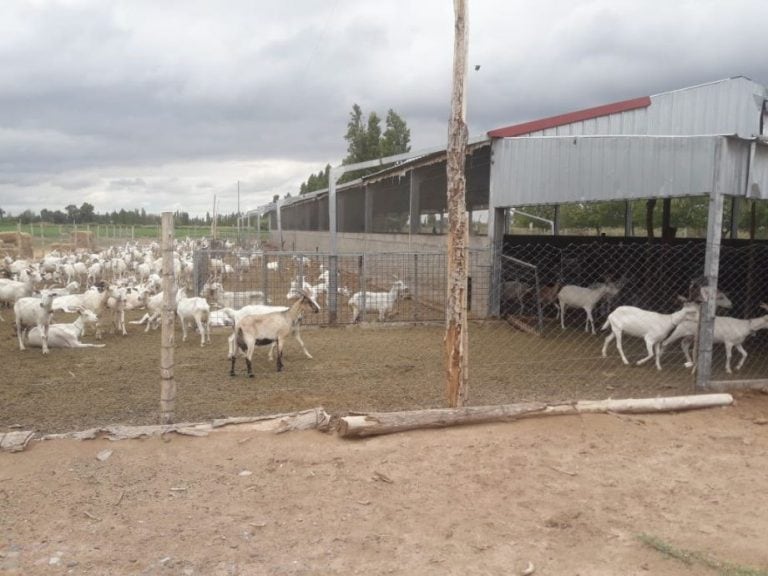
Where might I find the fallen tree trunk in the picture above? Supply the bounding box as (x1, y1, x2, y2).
(337, 402, 548, 438)
(336, 394, 733, 438)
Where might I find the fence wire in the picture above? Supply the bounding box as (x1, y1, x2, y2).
(191, 241, 767, 408)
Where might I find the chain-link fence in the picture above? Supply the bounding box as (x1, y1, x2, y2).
(489, 238, 768, 395)
(188, 240, 767, 409)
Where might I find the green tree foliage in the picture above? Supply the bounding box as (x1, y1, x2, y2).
(79, 202, 95, 222)
(299, 104, 412, 191)
(300, 165, 331, 195)
(381, 109, 411, 158)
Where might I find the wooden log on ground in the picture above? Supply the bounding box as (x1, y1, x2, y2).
(506, 315, 540, 336)
(337, 402, 548, 438)
(337, 394, 733, 439)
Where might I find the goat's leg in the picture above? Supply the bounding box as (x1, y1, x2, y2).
(229, 356, 237, 377)
(636, 336, 656, 367)
(735, 344, 748, 371)
(559, 302, 567, 329)
(653, 342, 663, 371)
(276, 338, 284, 372)
(41, 324, 50, 354)
(601, 331, 614, 358)
(585, 307, 595, 334)
(294, 329, 313, 359)
(614, 331, 631, 365)
(194, 317, 205, 347)
(724, 343, 734, 374)
(16, 321, 26, 351)
(245, 356, 253, 378)
(681, 338, 695, 368)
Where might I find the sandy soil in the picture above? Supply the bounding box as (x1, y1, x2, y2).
(2, 392, 768, 576)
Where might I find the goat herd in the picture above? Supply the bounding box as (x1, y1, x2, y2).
(1, 239, 413, 378)
(505, 278, 768, 374)
(3, 239, 767, 380)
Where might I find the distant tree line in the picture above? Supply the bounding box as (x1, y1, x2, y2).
(0, 202, 244, 227)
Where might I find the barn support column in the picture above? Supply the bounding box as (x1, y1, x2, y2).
(488, 207, 506, 317)
(409, 170, 422, 235)
(276, 198, 283, 250)
(364, 185, 374, 233)
(696, 141, 725, 390)
(729, 196, 741, 239)
(553, 205, 561, 236)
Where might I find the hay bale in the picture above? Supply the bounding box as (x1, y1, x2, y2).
(0, 231, 33, 258)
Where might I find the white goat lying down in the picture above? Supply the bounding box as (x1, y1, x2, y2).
(661, 303, 768, 373)
(348, 280, 409, 323)
(558, 281, 621, 335)
(26, 308, 105, 349)
(601, 300, 700, 371)
(229, 290, 320, 376)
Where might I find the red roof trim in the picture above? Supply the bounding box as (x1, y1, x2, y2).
(487, 96, 652, 138)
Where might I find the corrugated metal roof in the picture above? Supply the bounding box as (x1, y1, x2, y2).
(487, 97, 651, 138)
(488, 77, 767, 140)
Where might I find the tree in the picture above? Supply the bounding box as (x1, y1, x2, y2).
(79, 202, 95, 222)
(272, 194, 280, 203)
(297, 105, 413, 193)
(381, 109, 411, 157)
(65, 204, 80, 223)
(0, 207, 5, 220)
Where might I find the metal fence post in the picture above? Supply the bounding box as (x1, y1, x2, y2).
(261, 255, 269, 304)
(413, 253, 419, 321)
(328, 254, 338, 324)
(359, 255, 367, 322)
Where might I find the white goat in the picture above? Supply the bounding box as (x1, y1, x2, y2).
(129, 290, 164, 331)
(229, 290, 320, 376)
(223, 304, 314, 360)
(558, 281, 621, 334)
(176, 288, 211, 347)
(14, 290, 59, 354)
(26, 308, 105, 349)
(201, 281, 266, 308)
(349, 280, 409, 323)
(53, 282, 120, 339)
(601, 300, 700, 371)
(661, 304, 768, 373)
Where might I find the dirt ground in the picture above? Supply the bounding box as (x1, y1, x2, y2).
(1, 392, 767, 575)
(3, 304, 768, 575)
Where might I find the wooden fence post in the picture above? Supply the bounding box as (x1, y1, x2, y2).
(160, 212, 176, 424)
(445, 0, 470, 407)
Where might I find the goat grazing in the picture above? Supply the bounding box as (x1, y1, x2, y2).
(14, 290, 59, 354)
(558, 281, 621, 334)
(25, 308, 105, 349)
(229, 290, 320, 376)
(349, 280, 409, 323)
(601, 300, 699, 371)
(661, 303, 768, 373)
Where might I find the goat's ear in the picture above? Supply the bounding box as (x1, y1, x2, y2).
(760, 303, 768, 311)
(676, 295, 690, 304)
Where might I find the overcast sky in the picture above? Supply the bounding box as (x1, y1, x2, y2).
(2, 0, 768, 218)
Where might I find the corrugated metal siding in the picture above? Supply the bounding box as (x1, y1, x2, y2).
(489, 135, 753, 207)
(515, 77, 766, 138)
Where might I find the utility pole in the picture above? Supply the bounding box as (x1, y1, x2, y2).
(445, 0, 470, 407)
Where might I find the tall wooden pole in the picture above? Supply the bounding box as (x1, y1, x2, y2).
(445, 0, 470, 407)
(160, 212, 176, 424)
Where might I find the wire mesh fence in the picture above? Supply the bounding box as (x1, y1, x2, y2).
(491, 239, 768, 391)
(180, 239, 768, 412)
